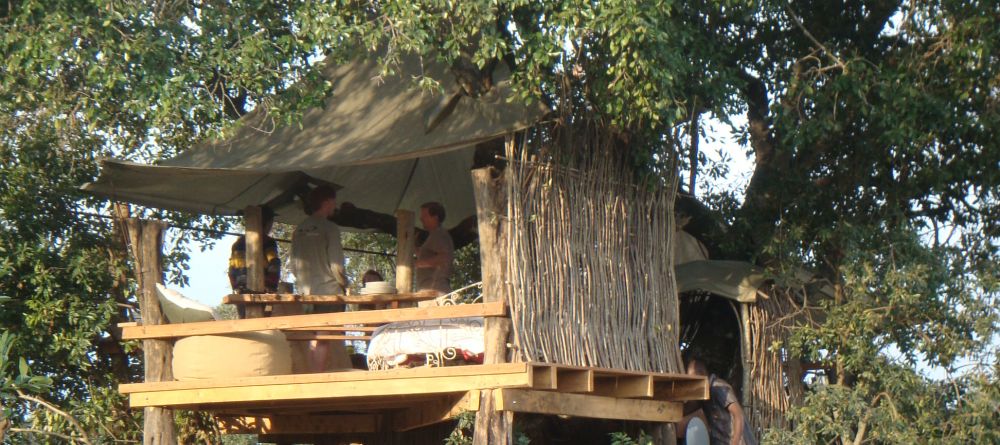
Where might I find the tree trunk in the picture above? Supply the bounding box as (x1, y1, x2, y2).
(471, 166, 514, 445)
(125, 219, 176, 445)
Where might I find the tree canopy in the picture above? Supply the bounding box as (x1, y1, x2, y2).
(1, 0, 998, 443)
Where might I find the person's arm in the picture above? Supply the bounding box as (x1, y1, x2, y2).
(727, 401, 747, 445)
(327, 226, 349, 291)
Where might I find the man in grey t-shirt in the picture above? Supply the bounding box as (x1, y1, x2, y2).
(415, 202, 454, 295)
(290, 185, 352, 372)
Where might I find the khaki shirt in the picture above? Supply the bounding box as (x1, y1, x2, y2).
(415, 226, 454, 293)
(290, 215, 347, 295)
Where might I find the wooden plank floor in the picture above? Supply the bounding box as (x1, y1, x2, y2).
(121, 362, 706, 430)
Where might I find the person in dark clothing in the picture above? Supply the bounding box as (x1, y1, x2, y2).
(684, 358, 757, 445)
(228, 207, 281, 293)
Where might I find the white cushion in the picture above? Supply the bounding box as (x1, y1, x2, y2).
(154, 283, 218, 324)
(367, 317, 485, 360)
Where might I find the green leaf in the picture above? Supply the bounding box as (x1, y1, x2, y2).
(18, 357, 29, 377)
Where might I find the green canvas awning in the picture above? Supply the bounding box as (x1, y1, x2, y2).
(676, 260, 835, 303)
(83, 54, 548, 224)
(676, 260, 767, 303)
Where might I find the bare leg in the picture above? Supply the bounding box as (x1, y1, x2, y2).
(308, 339, 330, 373)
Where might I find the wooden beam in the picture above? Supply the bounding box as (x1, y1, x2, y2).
(217, 414, 378, 435)
(121, 301, 506, 340)
(125, 218, 176, 445)
(126, 370, 531, 408)
(243, 206, 266, 318)
(120, 363, 530, 394)
(209, 393, 463, 415)
(493, 389, 682, 423)
(222, 291, 440, 305)
(472, 163, 515, 445)
(393, 391, 480, 432)
(244, 207, 264, 283)
(395, 209, 415, 297)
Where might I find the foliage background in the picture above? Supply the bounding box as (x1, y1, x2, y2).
(1, 0, 997, 443)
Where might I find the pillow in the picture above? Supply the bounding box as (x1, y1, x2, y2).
(154, 283, 219, 324)
(172, 330, 292, 380)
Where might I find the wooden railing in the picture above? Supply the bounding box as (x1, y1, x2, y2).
(120, 302, 507, 340)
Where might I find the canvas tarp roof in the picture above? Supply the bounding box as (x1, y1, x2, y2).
(83, 54, 547, 224)
(676, 260, 836, 303)
(676, 260, 767, 303)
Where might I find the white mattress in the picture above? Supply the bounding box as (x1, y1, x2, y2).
(366, 317, 485, 366)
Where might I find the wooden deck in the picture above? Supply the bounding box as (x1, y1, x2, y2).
(121, 362, 706, 434)
(119, 305, 708, 438)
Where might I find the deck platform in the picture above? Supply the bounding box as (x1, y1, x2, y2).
(120, 305, 708, 439)
(121, 362, 706, 434)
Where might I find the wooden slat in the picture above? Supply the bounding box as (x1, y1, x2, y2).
(594, 375, 655, 398)
(555, 369, 594, 393)
(283, 333, 371, 341)
(217, 414, 377, 435)
(127, 371, 532, 408)
(493, 389, 682, 423)
(393, 391, 480, 432)
(222, 291, 440, 305)
(530, 365, 557, 390)
(211, 394, 455, 415)
(121, 302, 507, 340)
(282, 326, 379, 332)
(653, 380, 710, 401)
(120, 363, 529, 394)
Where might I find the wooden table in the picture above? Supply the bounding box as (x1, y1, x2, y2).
(224, 291, 441, 318)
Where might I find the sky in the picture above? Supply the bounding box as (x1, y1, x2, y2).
(179, 234, 237, 306)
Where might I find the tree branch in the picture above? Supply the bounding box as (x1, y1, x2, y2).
(16, 391, 93, 445)
(8, 428, 86, 443)
(784, 2, 847, 71)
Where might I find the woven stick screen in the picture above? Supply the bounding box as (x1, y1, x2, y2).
(744, 291, 802, 432)
(501, 141, 683, 373)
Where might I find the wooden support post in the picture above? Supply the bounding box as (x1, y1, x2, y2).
(395, 209, 416, 299)
(243, 205, 266, 318)
(124, 219, 176, 445)
(740, 302, 752, 409)
(471, 164, 514, 445)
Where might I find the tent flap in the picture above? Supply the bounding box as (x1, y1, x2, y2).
(676, 260, 766, 303)
(81, 161, 312, 216)
(83, 53, 547, 224)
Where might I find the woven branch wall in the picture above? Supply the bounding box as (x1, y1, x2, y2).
(501, 143, 683, 373)
(744, 292, 801, 432)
